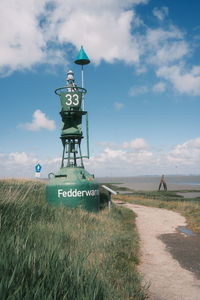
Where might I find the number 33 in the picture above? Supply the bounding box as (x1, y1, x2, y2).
(65, 94, 79, 106)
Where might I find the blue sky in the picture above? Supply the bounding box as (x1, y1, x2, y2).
(0, 0, 200, 178)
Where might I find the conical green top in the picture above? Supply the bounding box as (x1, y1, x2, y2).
(74, 46, 90, 65)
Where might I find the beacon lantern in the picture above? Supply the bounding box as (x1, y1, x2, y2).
(46, 47, 99, 211)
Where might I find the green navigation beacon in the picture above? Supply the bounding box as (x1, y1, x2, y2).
(46, 47, 99, 211)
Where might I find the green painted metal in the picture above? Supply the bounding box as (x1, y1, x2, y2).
(74, 46, 90, 65)
(55, 86, 87, 96)
(86, 112, 90, 158)
(56, 87, 85, 137)
(46, 167, 99, 211)
(60, 91, 82, 110)
(46, 68, 99, 211)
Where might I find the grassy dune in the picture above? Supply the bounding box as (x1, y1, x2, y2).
(0, 179, 147, 300)
(114, 190, 200, 234)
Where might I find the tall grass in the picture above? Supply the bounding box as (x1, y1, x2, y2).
(0, 179, 147, 300)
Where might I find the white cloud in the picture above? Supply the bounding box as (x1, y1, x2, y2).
(0, 151, 61, 178)
(143, 25, 189, 68)
(191, 66, 200, 75)
(157, 64, 200, 96)
(0, 0, 198, 99)
(153, 82, 166, 92)
(153, 7, 169, 21)
(123, 138, 150, 150)
(54, 6, 140, 64)
(1, 137, 200, 177)
(9, 152, 30, 164)
(128, 23, 191, 96)
(0, 0, 149, 76)
(142, 24, 200, 96)
(146, 26, 183, 45)
(86, 144, 156, 177)
(129, 85, 149, 96)
(149, 41, 189, 65)
(19, 109, 56, 131)
(0, 151, 37, 177)
(0, 0, 65, 76)
(87, 137, 200, 176)
(135, 64, 148, 74)
(167, 137, 200, 164)
(114, 102, 124, 110)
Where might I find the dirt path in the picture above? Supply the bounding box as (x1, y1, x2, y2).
(116, 202, 200, 300)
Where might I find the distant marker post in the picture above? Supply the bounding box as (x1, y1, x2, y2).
(35, 163, 42, 178)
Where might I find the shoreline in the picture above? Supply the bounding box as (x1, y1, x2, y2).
(116, 182, 200, 191)
(98, 175, 200, 191)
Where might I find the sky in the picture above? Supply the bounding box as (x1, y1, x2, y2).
(0, 0, 200, 178)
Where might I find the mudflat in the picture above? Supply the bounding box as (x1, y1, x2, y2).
(98, 175, 200, 191)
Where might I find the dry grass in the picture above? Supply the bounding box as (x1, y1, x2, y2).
(0, 179, 147, 300)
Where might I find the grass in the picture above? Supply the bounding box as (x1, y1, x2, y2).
(113, 190, 200, 234)
(0, 179, 147, 300)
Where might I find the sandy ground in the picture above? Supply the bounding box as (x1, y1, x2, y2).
(115, 202, 200, 300)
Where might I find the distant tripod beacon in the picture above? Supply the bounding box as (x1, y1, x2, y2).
(158, 175, 167, 191)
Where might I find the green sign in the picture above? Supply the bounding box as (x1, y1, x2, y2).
(60, 92, 82, 111)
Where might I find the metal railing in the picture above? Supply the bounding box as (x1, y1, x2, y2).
(101, 185, 118, 211)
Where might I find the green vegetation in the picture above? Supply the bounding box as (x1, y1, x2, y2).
(114, 190, 200, 234)
(125, 190, 200, 202)
(0, 179, 147, 300)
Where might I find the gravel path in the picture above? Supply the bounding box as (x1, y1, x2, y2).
(117, 202, 200, 300)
